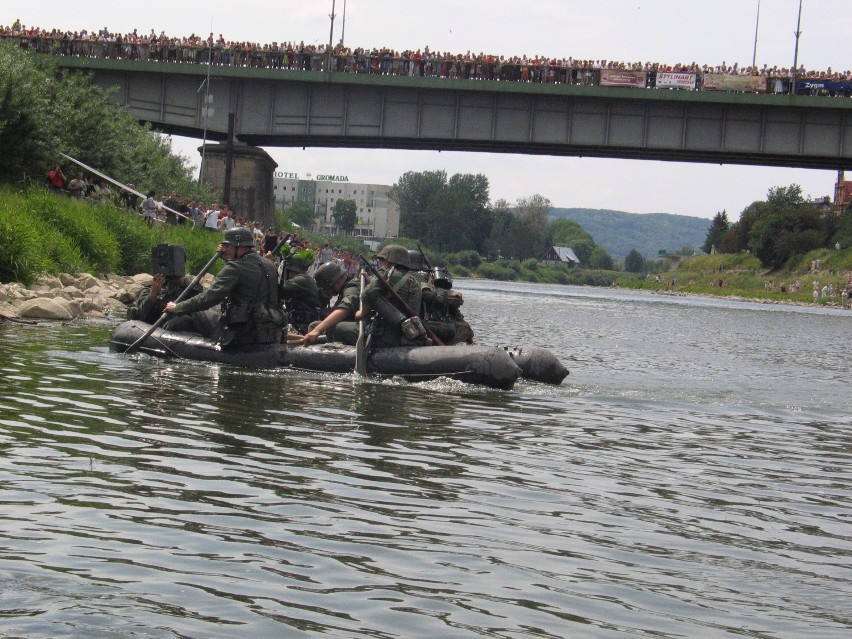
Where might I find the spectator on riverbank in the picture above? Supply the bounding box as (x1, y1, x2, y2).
(67, 172, 86, 198)
(46, 165, 65, 194)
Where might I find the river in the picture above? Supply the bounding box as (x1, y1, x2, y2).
(1, 280, 849, 638)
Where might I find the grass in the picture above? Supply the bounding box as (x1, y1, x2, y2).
(0, 186, 223, 284)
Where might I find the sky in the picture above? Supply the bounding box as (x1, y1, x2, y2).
(7, 0, 850, 219)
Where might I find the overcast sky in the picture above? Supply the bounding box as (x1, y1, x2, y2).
(9, 0, 849, 219)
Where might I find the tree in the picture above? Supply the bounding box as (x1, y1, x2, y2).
(548, 218, 596, 264)
(0, 41, 205, 199)
(587, 245, 614, 270)
(332, 198, 357, 233)
(447, 172, 492, 252)
(504, 195, 552, 260)
(702, 210, 730, 254)
(389, 170, 447, 239)
(624, 249, 646, 273)
(389, 170, 493, 253)
(287, 200, 316, 228)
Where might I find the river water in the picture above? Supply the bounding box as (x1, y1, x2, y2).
(1, 280, 849, 638)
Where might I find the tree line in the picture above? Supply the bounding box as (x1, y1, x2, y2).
(0, 41, 209, 201)
(386, 169, 615, 267)
(703, 185, 852, 270)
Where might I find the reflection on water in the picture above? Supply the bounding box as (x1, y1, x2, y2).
(1, 285, 850, 638)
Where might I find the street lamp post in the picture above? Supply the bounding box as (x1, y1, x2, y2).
(791, 0, 803, 94)
(751, 0, 761, 69)
(341, 0, 347, 47)
(327, 0, 336, 73)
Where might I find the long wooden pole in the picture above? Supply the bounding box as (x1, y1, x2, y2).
(60, 152, 192, 222)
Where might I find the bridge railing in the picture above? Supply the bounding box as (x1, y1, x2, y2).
(5, 31, 852, 98)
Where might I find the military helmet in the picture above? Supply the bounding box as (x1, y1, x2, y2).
(407, 250, 425, 272)
(314, 261, 346, 290)
(375, 244, 410, 269)
(221, 227, 255, 247)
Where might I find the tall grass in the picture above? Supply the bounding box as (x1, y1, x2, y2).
(0, 187, 223, 284)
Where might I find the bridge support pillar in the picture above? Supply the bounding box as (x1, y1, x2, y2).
(198, 144, 278, 227)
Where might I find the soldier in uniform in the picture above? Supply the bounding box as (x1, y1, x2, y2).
(407, 249, 474, 345)
(164, 228, 285, 346)
(129, 245, 208, 333)
(278, 247, 322, 335)
(300, 261, 360, 345)
(356, 244, 426, 348)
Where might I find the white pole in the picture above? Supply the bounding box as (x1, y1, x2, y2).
(752, 0, 761, 69)
(327, 0, 336, 72)
(791, 0, 803, 94)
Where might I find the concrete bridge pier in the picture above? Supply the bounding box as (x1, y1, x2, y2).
(198, 143, 278, 227)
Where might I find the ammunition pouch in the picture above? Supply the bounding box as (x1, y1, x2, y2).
(401, 316, 427, 341)
(422, 287, 464, 311)
(225, 304, 251, 325)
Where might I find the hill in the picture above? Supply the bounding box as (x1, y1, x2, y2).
(550, 208, 710, 259)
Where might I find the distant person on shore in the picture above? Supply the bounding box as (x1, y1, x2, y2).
(46, 165, 65, 194)
(67, 172, 86, 198)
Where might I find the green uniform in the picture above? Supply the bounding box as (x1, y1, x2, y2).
(420, 281, 474, 344)
(131, 277, 203, 324)
(171, 252, 284, 345)
(313, 277, 360, 345)
(279, 272, 322, 334)
(362, 265, 423, 347)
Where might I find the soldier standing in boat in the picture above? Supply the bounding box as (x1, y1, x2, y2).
(164, 228, 286, 346)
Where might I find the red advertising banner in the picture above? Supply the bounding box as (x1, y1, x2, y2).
(702, 74, 767, 93)
(655, 72, 696, 89)
(599, 69, 647, 88)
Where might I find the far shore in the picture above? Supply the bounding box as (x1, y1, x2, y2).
(2, 270, 847, 326)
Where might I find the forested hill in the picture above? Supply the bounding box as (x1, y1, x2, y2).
(550, 208, 711, 259)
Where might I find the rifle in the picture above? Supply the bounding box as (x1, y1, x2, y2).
(358, 255, 444, 346)
(416, 243, 434, 272)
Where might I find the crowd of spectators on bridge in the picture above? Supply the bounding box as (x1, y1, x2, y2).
(3, 20, 851, 96)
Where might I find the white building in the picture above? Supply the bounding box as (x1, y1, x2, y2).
(272, 171, 400, 245)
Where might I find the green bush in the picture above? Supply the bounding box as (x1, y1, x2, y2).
(477, 261, 517, 281)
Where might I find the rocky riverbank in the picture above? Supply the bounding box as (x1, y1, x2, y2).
(0, 272, 215, 323)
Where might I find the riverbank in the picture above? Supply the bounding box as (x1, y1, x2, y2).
(0, 271, 215, 323)
(2, 268, 847, 327)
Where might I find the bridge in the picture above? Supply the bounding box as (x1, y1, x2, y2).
(58, 57, 851, 170)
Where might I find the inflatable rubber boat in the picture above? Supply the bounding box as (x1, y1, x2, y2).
(109, 320, 568, 390)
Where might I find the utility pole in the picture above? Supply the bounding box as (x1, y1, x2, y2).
(790, 0, 803, 94)
(751, 0, 761, 69)
(341, 0, 347, 47)
(327, 0, 336, 73)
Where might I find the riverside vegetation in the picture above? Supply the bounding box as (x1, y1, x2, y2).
(1, 188, 849, 323)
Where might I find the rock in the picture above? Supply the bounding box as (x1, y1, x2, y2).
(76, 273, 101, 290)
(36, 275, 63, 289)
(58, 273, 78, 287)
(18, 297, 77, 320)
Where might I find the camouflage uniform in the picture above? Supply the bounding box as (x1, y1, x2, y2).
(132, 277, 203, 324)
